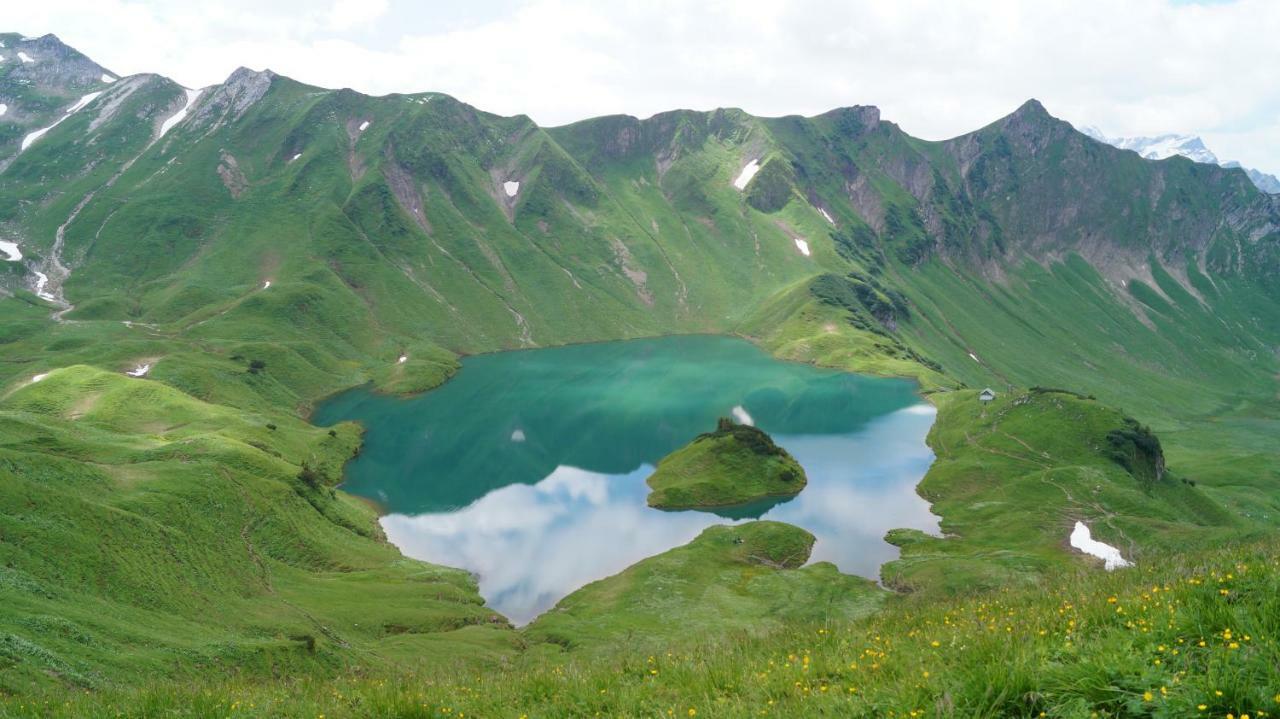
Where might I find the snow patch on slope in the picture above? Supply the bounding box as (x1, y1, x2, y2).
(157, 88, 203, 140)
(64, 92, 102, 115)
(733, 159, 761, 190)
(32, 270, 55, 301)
(21, 91, 103, 151)
(126, 363, 152, 377)
(819, 207, 835, 225)
(1069, 521, 1131, 570)
(0, 104, 6, 117)
(101, 73, 116, 83)
(503, 180, 520, 197)
(0, 241, 21, 262)
(793, 238, 810, 256)
(358, 120, 370, 132)
(17, 51, 33, 64)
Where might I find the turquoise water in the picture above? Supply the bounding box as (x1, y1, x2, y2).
(313, 335, 939, 623)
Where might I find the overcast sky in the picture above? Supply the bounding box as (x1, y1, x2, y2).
(8, 0, 1279, 174)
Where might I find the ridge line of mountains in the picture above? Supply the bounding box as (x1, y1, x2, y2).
(2, 30, 1276, 192)
(1, 30, 1277, 401)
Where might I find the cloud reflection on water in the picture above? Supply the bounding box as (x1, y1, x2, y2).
(383, 404, 939, 625)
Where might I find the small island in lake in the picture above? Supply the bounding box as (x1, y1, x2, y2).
(646, 417, 808, 510)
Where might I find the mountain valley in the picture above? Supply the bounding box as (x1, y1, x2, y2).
(0, 31, 1278, 717)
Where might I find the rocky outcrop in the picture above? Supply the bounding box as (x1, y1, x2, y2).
(188, 67, 275, 131)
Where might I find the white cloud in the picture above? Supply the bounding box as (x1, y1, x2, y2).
(326, 0, 389, 31)
(4, 0, 1279, 174)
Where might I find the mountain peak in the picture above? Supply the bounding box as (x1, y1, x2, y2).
(815, 105, 881, 133)
(1011, 98, 1051, 120)
(225, 66, 276, 84)
(987, 99, 1065, 138)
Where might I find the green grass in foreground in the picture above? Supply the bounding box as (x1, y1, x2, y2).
(5, 539, 1277, 718)
(646, 420, 807, 510)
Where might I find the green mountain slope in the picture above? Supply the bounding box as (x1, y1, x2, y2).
(0, 366, 512, 694)
(1, 34, 1278, 698)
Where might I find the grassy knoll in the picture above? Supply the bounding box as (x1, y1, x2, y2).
(646, 419, 807, 510)
(883, 388, 1250, 596)
(4, 538, 1277, 718)
(524, 521, 882, 651)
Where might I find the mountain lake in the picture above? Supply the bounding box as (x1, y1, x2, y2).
(312, 335, 940, 624)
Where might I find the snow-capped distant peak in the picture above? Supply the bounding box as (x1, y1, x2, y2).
(1078, 124, 1218, 165)
(1078, 125, 1108, 142)
(1125, 134, 1218, 164)
(1077, 121, 1277, 194)
(1225, 162, 1280, 194)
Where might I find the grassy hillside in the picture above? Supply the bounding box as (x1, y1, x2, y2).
(646, 419, 807, 510)
(5, 538, 1277, 718)
(883, 388, 1254, 596)
(1, 36, 1279, 709)
(0, 366, 515, 695)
